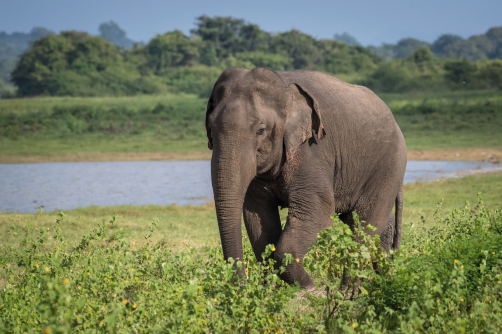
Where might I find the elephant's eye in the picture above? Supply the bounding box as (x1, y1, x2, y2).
(256, 128, 265, 136)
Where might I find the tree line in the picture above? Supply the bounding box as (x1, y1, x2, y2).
(1, 16, 502, 98)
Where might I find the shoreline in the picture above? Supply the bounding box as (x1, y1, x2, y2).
(0, 148, 501, 164)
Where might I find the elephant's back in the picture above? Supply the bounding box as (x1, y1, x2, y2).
(277, 70, 401, 143)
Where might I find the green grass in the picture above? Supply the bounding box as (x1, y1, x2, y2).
(0, 94, 200, 115)
(384, 90, 502, 150)
(0, 90, 501, 161)
(1, 173, 502, 332)
(0, 204, 220, 251)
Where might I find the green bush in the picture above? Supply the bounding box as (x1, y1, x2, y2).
(0, 95, 207, 140)
(10, 32, 165, 97)
(303, 196, 502, 333)
(0, 214, 314, 333)
(444, 59, 478, 90)
(163, 65, 223, 98)
(1, 197, 501, 332)
(478, 59, 502, 89)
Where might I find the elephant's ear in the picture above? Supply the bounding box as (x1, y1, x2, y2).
(283, 83, 325, 159)
(205, 92, 215, 150)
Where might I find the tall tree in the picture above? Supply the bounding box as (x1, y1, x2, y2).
(191, 15, 270, 61)
(270, 30, 321, 69)
(145, 30, 198, 74)
(443, 59, 477, 89)
(485, 27, 502, 58)
(333, 32, 360, 46)
(393, 38, 430, 58)
(11, 31, 127, 96)
(99, 21, 135, 49)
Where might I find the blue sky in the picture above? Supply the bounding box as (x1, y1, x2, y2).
(1, 0, 500, 46)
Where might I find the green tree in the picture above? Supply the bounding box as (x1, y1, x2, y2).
(443, 59, 477, 89)
(394, 38, 430, 58)
(362, 61, 416, 92)
(11, 34, 74, 96)
(0, 27, 53, 58)
(333, 32, 360, 46)
(368, 43, 395, 60)
(239, 23, 270, 52)
(11, 31, 157, 97)
(191, 15, 246, 60)
(320, 40, 378, 74)
(478, 59, 502, 89)
(145, 30, 198, 75)
(270, 30, 320, 69)
(431, 34, 464, 57)
(468, 34, 493, 58)
(234, 52, 292, 71)
(407, 46, 433, 64)
(99, 21, 135, 49)
(485, 27, 502, 58)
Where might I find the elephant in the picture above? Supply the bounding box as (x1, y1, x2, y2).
(206, 67, 407, 289)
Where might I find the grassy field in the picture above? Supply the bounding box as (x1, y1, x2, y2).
(1, 173, 501, 332)
(1, 90, 501, 162)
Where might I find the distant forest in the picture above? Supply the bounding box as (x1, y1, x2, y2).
(1, 16, 501, 97)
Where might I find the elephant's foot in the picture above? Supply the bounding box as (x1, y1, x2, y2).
(280, 262, 315, 290)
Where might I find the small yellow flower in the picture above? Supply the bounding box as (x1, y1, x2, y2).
(213, 298, 217, 302)
(243, 261, 247, 265)
(492, 252, 496, 255)
(224, 260, 227, 263)
(35, 264, 39, 269)
(454, 259, 458, 264)
(47, 228, 50, 230)
(44, 267, 50, 273)
(63, 278, 69, 284)
(43, 326, 52, 334)
(352, 323, 358, 328)
(460, 298, 464, 302)
(122, 299, 128, 305)
(295, 258, 300, 263)
(498, 281, 501, 284)
(131, 242, 136, 247)
(77, 285, 82, 290)
(132, 303, 137, 309)
(271, 247, 276, 252)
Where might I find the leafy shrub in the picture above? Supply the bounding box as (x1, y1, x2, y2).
(478, 59, 502, 89)
(303, 196, 502, 333)
(444, 59, 478, 90)
(1, 197, 501, 332)
(163, 65, 223, 97)
(0, 214, 314, 332)
(10, 32, 165, 97)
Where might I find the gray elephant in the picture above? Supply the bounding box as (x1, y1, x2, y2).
(206, 67, 406, 289)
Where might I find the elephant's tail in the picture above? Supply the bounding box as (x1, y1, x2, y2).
(392, 184, 403, 250)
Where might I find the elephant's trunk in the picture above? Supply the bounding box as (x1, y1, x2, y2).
(211, 143, 256, 267)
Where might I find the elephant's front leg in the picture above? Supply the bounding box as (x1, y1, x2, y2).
(275, 194, 334, 289)
(243, 186, 283, 262)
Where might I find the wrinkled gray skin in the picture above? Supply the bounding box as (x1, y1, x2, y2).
(206, 68, 407, 289)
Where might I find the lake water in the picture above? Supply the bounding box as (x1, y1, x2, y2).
(1, 160, 501, 213)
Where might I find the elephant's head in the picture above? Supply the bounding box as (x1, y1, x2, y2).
(206, 67, 324, 263)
